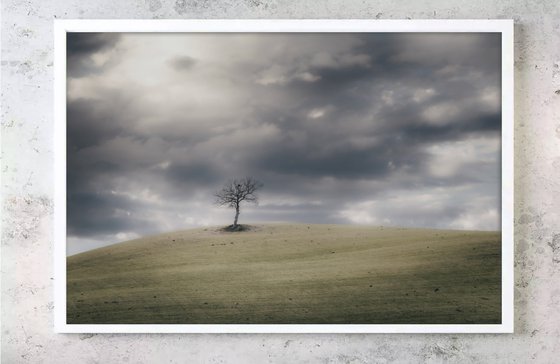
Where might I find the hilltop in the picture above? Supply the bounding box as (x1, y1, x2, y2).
(67, 224, 501, 324)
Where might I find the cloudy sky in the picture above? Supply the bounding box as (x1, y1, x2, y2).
(66, 32, 502, 255)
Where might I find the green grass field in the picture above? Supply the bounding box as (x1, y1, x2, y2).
(67, 224, 501, 324)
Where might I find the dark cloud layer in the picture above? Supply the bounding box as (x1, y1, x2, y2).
(67, 33, 121, 77)
(66, 32, 502, 255)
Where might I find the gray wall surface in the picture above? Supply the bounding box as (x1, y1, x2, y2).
(2, 0, 559, 363)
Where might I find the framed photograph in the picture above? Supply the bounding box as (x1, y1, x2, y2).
(54, 19, 514, 333)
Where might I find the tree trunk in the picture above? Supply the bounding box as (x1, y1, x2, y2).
(233, 205, 240, 227)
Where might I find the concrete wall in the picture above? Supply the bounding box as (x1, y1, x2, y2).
(2, 0, 559, 362)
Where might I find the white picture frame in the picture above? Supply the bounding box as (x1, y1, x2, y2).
(54, 19, 514, 334)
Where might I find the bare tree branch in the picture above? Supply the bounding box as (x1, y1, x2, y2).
(215, 177, 263, 228)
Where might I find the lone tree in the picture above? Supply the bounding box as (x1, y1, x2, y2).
(215, 177, 263, 229)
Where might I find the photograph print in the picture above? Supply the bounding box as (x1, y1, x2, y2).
(62, 23, 509, 329)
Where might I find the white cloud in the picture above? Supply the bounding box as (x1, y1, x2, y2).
(449, 208, 499, 230)
(295, 72, 321, 82)
(256, 68, 321, 86)
(307, 107, 327, 119)
(425, 136, 499, 178)
(336, 185, 499, 231)
(156, 161, 171, 170)
(116, 231, 140, 241)
(479, 86, 500, 112)
(413, 88, 436, 103)
(255, 64, 289, 85)
(421, 101, 462, 126)
(381, 90, 394, 106)
(338, 200, 388, 225)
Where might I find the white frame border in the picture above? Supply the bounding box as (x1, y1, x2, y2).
(54, 19, 514, 334)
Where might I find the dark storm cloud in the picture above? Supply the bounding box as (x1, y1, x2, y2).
(254, 138, 427, 179)
(66, 32, 502, 255)
(67, 33, 120, 55)
(67, 33, 121, 77)
(164, 163, 221, 187)
(67, 98, 122, 150)
(67, 192, 160, 237)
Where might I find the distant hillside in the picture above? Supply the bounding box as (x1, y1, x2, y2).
(67, 224, 501, 324)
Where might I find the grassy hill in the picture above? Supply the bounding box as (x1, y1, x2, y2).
(67, 224, 501, 324)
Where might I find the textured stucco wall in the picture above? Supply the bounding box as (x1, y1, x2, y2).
(2, 0, 559, 363)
